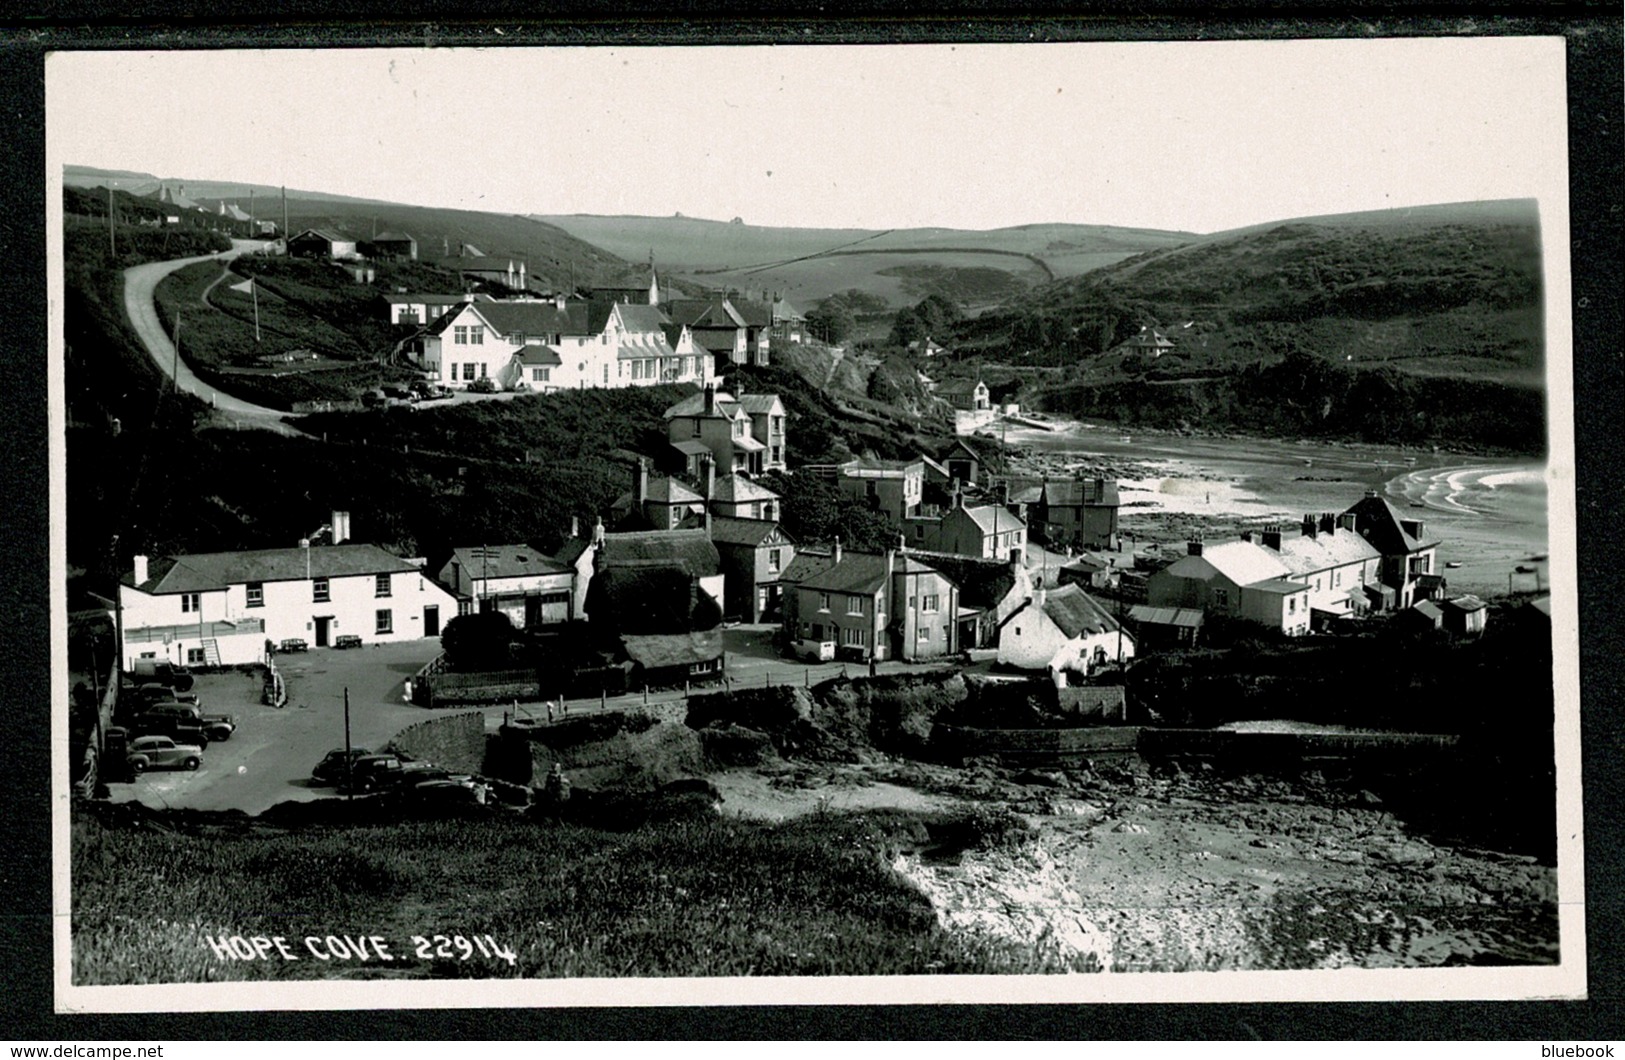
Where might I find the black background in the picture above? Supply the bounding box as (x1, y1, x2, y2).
(2, 6, 1620, 1041)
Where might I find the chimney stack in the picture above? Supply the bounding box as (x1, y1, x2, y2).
(331, 510, 351, 545)
(832, 537, 843, 565)
(1186, 533, 1204, 557)
(1301, 514, 1317, 540)
(1318, 512, 1336, 535)
(703, 382, 716, 415)
(1364, 488, 1379, 499)
(702, 455, 717, 504)
(634, 458, 649, 508)
(1240, 530, 1254, 543)
(1261, 525, 1282, 551)
(133, 554, 148, 585)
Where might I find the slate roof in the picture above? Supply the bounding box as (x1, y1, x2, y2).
(1411, 600, 1446, 623)
(518, 346, 562, 366)
(1041, 479, 1120, 508)
(645, 476, 704, 505)
(615, 304, 673, 334)
(667, 298, 747, 329)
(373, 231, 416, 244)
(897, 550, 1014, 610)
(1159, 541, 1291, 587)
(780, 547, 837, 586)
(1247, 578, 1307, 595)
(1270, 529, 1382, 577)
(1028, 584, 1120, 638)
(711, 474, 780, 504)
(126, 544, 421, 594)
(663, 389, 754, 421)
(1342, 494, 1441, 553)
(799, 552, 894, 595)
(934, 379, 984, 397)
(734, 394, 785, 415)
(599, 530, 720, 578)
(473, 301, 592, 338)
(1445, 594, 1488, 613)
(384, 293, 468, 306)
(447, 545, 571, 581)
(732, 300, 774, 327)
(671, 439, 714, 457)
(622, 629, 724, 670)
(291, 228, 351, 245)
(960, 504, 1026, 536)
(708, 516, 787, 548)
(554, 538, 593, 566)
(1128, 605, 1205, 629)
(942, 439, 981, 464)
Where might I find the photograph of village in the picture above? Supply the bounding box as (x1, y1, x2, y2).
(50, 40, 1581, 1006)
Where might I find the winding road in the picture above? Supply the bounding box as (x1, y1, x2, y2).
(122, 239, 297, 433)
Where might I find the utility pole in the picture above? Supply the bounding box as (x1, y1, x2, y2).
(343, 687, 353, 800)
(281, 185, 288, 245)
(107, 186, 116, 257)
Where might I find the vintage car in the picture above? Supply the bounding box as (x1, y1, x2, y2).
(125, 735, 202, 774)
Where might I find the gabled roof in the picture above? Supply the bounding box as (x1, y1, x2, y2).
(770, 299, 804, 322)
(1159, 541, 1291, 587)
(670, 439, 714, 458)
(291, 228, 351, 245)
(1444, 594, 1488, 613)
(1128, 605, 1205, 629)
(645, 476, 704, 506)
(1270, 529, 1382, 576)
(711, 474, 780, 505)
(518, 346, 563, 366)
(897, 549, 1014, 609)
(599, 530, 720, 578)
(447, 545, 571, 580)
(666, 298, 747, 329)
(384, 293, 468, 306)
(471, 300, 592, 338)
(934, 378, 985, 397)
(126, 544, 421, 594)
(614, 304, 673, 334)
(662, 389, 756, 422)
(957, 503, 1026, 536)
(942, 439, 982, 464)
(1412, 600, 1446, 622)
(799, 552, 895, 595)
(734, 393, 785, 416)
(732, 300, 774, 327)
(1342, 493, 1441, 553)
(1013, 584, 1120, 639)
(780, 547, 837, 587)
(1041, 479, 1120, 508)
(554, 538, 593, 566)
(708, 516, 789, 548)
(920, 454, 951, 479)
(373, 231, 416, 244)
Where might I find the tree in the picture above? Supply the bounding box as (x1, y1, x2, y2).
(805, 298, 856, 345)
(887, 306, 927, 348)
(764, 469, 843, 543)
(441, 611, 518, 672)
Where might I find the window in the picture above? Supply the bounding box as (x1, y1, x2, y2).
(768, 549, 782, 573)
(375, 573, 392, 598)
(458, 599, 473, 616)
(312, 578, 330, 603)
(454, 325, 469, 345)
(848, 596, 866, 616)
(691, 419, 702, 438)
(462, 363, 476, 381)
(921, 594, 940, 613)
(187, 647, 206, 665)
(917, 626, 930, 642)
(478, 363, 487, 378)
(376, 609, 393, 634)
(1288, 597, 1296, 614)
(533, 367, 550, 383)
(1334, 570, 1342, 587)
(245, 582, 263, 607)
(914, 525, 925, 540)
(818, 593, 831, 612)
(1213, 588, 1228, 608)
(841, 627, 866, 647)
(181, 592, 201, 614)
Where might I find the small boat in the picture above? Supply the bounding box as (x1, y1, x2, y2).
(1410, 502, 1427, 508)
(1515, 565, 1537, 574)
(1445, 561, 1462, 569)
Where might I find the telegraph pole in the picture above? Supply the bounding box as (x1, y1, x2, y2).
(343, 687, 353, 800)
(107, 186, 116, 257)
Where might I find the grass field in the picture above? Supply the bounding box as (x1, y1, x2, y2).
(72, 800, 1064, 983)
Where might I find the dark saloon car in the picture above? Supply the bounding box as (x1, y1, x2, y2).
(126, 735, 202, 774)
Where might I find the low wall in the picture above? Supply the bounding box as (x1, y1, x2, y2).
(424, 668, 540, 707)
(385, 710, 487, 774)
(933, 723, 1141, 764)
(1138, 728, 1460, 765)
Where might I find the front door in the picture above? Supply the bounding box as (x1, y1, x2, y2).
(423, 605, 440, 637)
(313, 616, 332, 648)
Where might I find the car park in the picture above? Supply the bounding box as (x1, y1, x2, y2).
(126, 735, 202, 774)
(334, 634, 363, 649)
(278, 638, 308, 653)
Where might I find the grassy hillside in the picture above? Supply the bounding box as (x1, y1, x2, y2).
(535, 213, 1193, 309)
(962, 200, 1547, 453)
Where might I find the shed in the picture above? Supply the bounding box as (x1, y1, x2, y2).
(1441, 595, 1489, 636)
(621, 629, 724, 687)
(1126, 604, 1204, 647)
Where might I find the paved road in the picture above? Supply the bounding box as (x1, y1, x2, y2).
(121, 239, 296, 432)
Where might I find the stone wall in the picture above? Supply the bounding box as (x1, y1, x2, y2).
(385, 710, 487, 774)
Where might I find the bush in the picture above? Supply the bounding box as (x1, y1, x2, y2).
(441, 611, 518, 671)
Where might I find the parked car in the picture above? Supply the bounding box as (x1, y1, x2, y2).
(125, 683, 199, 711)
(380, 384, 416, 403)
(334, 634, 363, 649)
(138, 701, 235, 742)
(467, 377, 498, 394)
(278, 638, 308, 653)
(337, 753, 435, 794)
(794, 639, 836, 663)
(129, 660, 194, 692)
(311, 747, 375, 785)
(360, 388, 387, 409)
(126, 735, 201, 774)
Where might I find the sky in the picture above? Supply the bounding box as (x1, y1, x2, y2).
(46, 39, 1568, 235)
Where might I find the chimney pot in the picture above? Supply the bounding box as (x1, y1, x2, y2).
(133, 554, 149, 585)
(832, 537, 843, 565)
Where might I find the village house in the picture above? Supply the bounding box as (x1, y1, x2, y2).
(119, 525, 456, 666)
(368, 231, 418, 260)
(436, 544, 576, 627)
(807, 457, 925, 523)
(709, 473, 781, 522)
(580, 537, 726, 688)
(904, 494, 1027, 559)
(907, 337, 949, 359)
(935, 378, 990, 412)
(662, 385, 787, 476)
(1146, 537, 1312, 636)
(767, 296, 806, 345)
(587, 267, 662, 306)
(287, 228, 359, 261)
(1112, 326, 1177, 360)
(586, 529, 725, 626)
(1249, 513, 1385, 623)
(898, 546, 1030, 650)
(1022, 477, 1121, 551)
(780, 542, 960, 662)
(435, 246, 528, 292)
(383, 293, 477, 328)
(610, 459, 706, 531)
(665, 297, 752, 370)
(708, 516, 796, 622)
(941, 439, 983, 486)
(731, 299, 774, 366)
(997, 583, 1135, 684)
(1340, 491, 1443, 609)
(1126, 605, 1206, 648)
